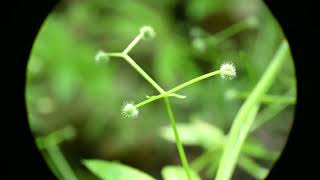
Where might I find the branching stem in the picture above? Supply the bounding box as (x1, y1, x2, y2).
(135, 70, 222, 108)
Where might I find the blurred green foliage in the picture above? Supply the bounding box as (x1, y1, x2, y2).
(83, 160, 157, 180)
(26, 0, 296, 179)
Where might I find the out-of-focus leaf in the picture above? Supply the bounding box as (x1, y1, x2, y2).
(161, 166, 201, 180)
(192, 120, 225, 149)
(241, 138, 278, 161)
(36, 126, 76, 149)
(82, 159, 156, 180)
(159, 119, 225, 149)
(204, 149, 223, 176)
(238, 155, 269, 179)
(186, 0, 231, 21)
(160, 123, 199, 145)
(160, 118, 277, 163)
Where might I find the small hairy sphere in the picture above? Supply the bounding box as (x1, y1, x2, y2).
(95, 50, 109, 63)
(121, 102, 139, 118)
(139, 26, 156, 40)
(220, 62, 237, 80)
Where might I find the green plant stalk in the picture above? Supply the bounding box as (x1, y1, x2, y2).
(215, 40, 289, 180)
(47, 145, 78, 180)
(119, 31, 193, 179)
(191, 151, 214, 172)
(207, 16, 257, 46)
(238, 155, 269, 179)
(106, 34, 165, 94)
(123, 32, 144, 54)
(164, 97, 192, 180)
(250, 102, 289, 132)
(122, 54, 165, 93)
(107, 31, 193, 179)
(135, 70, 222, 108)
(250, 88, 296, 132)
(228, 90, 295, 105)
(107, 53, 185, 98)
(41, 150, 64, 180)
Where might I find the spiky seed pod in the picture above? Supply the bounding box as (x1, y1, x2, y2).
(95, 50, 109, 63)
(220, 62, 236, 80)
(121, 101, 139, 118)
(139, 26, 156, 40)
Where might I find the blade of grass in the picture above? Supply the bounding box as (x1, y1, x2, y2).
(47, 145, 78, 180)
(164, 97, 193, 180)
(238, 155, 269, 179)
(215, 40, 290, 180)
(250, 87, 296, 132)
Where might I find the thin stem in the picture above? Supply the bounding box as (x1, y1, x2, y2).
(250, 88, 296, 132)
(122, 54, 165, 93)
(135, 94, 161, 108)
(123, 32, 144, 54)
(108, 54, 188, 98)
(215, 40, 289, 180)
(250, 102, 289, 132)
(135, 70, 222, 108)
(191, 151, 214, 172)
(166, 70, 222, 94)
(106, 52, 123, 57)
(164, 97, 192, 180)
(146, 93, 186, 99)
(227, 90, 296, 105)
(207, 16, 257, 46)
(41, 150, 64, 179)
(238, 155, 269, 179)
(47, 145, 78, 180)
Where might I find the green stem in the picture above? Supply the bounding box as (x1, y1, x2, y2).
(250, 102, 289, 132)
(166, 70, 222, 95)
(122, 54, 165, 93)
(123, 32, 144, 54)
(190, 151, 212, 172)
(47, 145, 78, 180)
(215, 40, 289, 180)
(250, 88, 296, 132)
(135, 70, 222, 108)
(238, 155, 269, 179)
(106, 52, 123, 57)
(207, 16, 257, 46)
(227, 90, 295, 105)
(107, 54, 187, 99)
(164, 97, 192, 180)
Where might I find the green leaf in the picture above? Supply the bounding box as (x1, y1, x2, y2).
(186, 0, 230, 21)
(82, 159, 156, 180)
(159, 119, 225, 149)
(160, 123, 199, 146)
(162, 166, 201, 180)
(36, 125, 76, 149)
(241, 138, 278, 161)
(192, 120, 225, 149)
(238, 155, 269, 179)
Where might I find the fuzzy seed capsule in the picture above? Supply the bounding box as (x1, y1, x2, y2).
(220, 62, 236, 80)
(139, 26, 156, 40)
(121, 102, 139, 118)
(95, 50, 109, 63)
